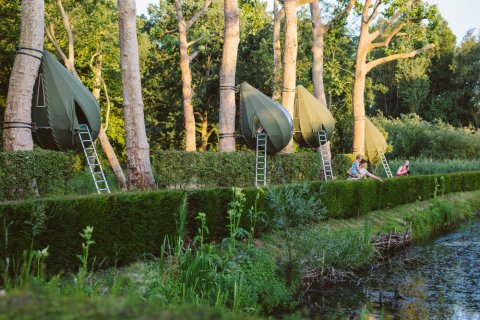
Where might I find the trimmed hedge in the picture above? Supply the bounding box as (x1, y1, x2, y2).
(0, 150, 75, 201)
(2, 171, 480, 274)
(151, 150, 328, 188)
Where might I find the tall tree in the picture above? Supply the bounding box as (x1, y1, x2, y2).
(174, 0, 212, 152)
(3, 0, 44, 151)
(352, 0, 434, 155)
(46, 0, 127, 189)
(272, 0, 283, 101)
(310, 0, 355, 107)
(218, 0, 240, 152)
(281, 0, 314, 153)
(118, 0, 155, 189)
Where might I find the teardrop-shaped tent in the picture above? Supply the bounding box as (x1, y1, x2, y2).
(365, 117, 388, 163)
(32, 51, 101, 151)
(239, 82, 293, 154)
(294, 85, 335, 148)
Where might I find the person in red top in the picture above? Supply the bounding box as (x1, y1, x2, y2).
(396, 160, 410, 176)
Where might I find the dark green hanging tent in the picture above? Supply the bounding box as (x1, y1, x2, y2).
(239, 82, 293, 154)
(32, 51, 101, 151)
(293, 85, 335, 148)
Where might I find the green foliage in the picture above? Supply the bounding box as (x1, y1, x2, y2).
(0, 150, 75, 201)
(0, 288, 260, 320)
(266, 183, 326, 229)
(376, 114, 480, 159)
(374, 158, 480, 177)
(151, 151, 325, 188)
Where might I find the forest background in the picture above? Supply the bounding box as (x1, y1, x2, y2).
(0, 0, 479, 159)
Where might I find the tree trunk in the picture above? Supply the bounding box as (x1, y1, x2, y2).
(3, 0, 44, 151)
(272, 0, 282, 101)
(218, 0, 240, 152)
(281, 0, 298, 153)
(91, 53, 127, 189)
(118, 0, 155, 189)
(352, 35, 369, 155)
(309, 1, 327, 107)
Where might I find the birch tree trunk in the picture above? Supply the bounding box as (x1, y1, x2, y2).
(218, 0, 239, 152)
(272, 0, 283, 101)
(352, 0, 434, 155)
(3, 0, 44, 151)
(280, 0, 299, 153)
(118, 0, 155, 189)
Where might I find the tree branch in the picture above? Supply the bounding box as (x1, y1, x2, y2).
(366, 43, 434, 73)
(362, 0, 373, 24)
(56, 0, 78, 78)
(45, 24, 69, 65)
(295, 0, 315, 7)
(324, 0, 356, 32)
(186, 0, 212, 29)
(370, 21, 407, 49)
(372, 0, 416, 39)
(366, 0, 383, 25)
(189, 51, 199, 62)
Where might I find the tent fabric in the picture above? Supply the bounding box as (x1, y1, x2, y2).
(32, 51, 101, 151)
(364, 117, 388, 163)
(239, 82, 293, 154)
(294, 85, 335, 148)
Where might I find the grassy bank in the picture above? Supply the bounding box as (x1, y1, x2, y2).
(2, 191, 479, 319)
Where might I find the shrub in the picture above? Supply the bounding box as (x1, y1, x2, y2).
(1, 171, 480, 274)
(0, 150, 75, 201)
(375, 114, 480, 160)
(374, 158, 480, 178)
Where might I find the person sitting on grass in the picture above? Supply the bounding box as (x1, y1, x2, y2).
(396, 160, 410, 177)
(347, 154, 363, 179)
(350, 159, 383, 182)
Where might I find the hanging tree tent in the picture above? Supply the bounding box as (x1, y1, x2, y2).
(239, 82, 293, 154)
(364, 117, 387, 163)
(293, 85, 335, 148)
(31, 51, 101, 151)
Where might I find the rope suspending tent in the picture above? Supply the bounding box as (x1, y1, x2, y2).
(294, 85, 335, 180)
(31, 51, 110, 193)
(239, 82, 293, 186)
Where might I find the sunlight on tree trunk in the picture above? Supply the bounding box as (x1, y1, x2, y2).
(352, 0, 434, 155)
(272, 0, 283, 102)
(218, 0, 239, 152)
(3, 0, 44, 151)
(174, 0, 212, 152)
(118, 0, 155, 189)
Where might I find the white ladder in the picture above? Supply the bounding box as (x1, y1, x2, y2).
(317, 131, 334, 181)
(379, 150, 393, 178)
(255, 133, 267, 187)
(78, 124, 111, 194)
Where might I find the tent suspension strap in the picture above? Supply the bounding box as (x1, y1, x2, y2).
(282, 87, 296, 93)
(2, 121, 33, 130)
(16, 47, 43, 61)
(219, 85, 239, 93)
(218, 132, 237, 139)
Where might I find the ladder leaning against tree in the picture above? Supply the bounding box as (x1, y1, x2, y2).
(379, 150, 393, 178)
(316, 130, 334, 181)
(255, 132, 267, 187)
(78, 124, 111, 194)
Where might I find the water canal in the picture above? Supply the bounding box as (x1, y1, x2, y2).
(307, 220, 480, 319)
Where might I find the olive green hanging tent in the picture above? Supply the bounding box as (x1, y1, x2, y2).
(365, 117, 387, 163)
(239, 82, 293, 154)
(32, 51, 101, 151)
(294, 85, 335, 148)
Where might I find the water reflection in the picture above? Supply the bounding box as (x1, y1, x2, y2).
(308, 220, 480, 319)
